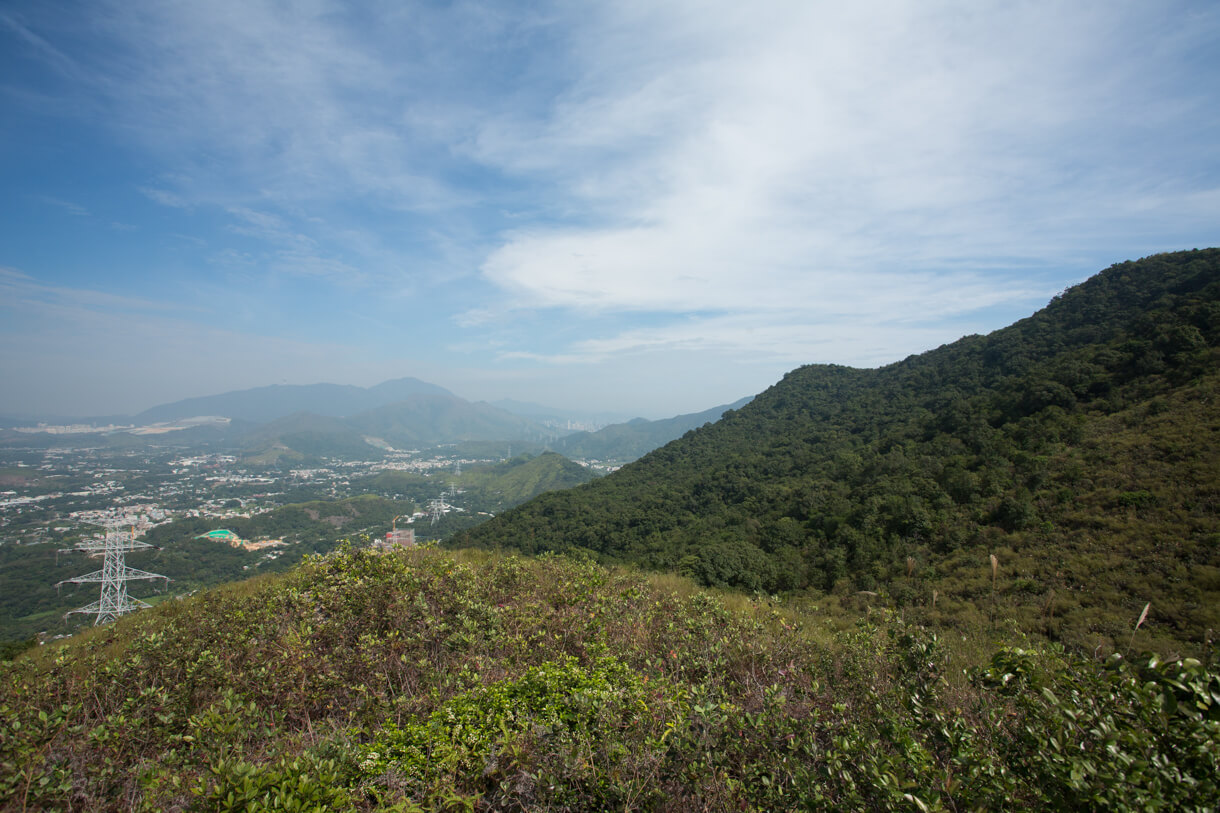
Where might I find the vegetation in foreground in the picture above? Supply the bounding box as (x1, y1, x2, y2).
(2, 547, 1217, 811)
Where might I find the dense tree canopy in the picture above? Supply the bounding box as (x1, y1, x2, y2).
(457, 249, 1220, 652)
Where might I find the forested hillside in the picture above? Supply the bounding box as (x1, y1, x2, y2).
(457, 249, 1220, 652)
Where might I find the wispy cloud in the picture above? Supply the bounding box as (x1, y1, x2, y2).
(139, 187, 190, 209)
(0, 10, 84, 81)
(0, 267, 183, 317)
(2, 1, 1217, 416)
(498, 311, 984, 371)
(86, 1, 502, 216)
(25, 1, 494, 294)
(472, 1, 1220, 360)
(37, 195, 90, 217)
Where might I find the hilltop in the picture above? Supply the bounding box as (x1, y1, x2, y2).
(457, 249, 1220, 653)
(3, 547, 1216, 811)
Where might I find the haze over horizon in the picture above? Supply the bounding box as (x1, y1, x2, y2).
(2, 1, 1218, 420)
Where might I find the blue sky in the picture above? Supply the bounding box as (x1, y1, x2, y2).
(2, 1, 1218, 419)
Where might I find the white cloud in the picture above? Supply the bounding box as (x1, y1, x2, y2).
(3, 1, 1217, 417)
(139, 187, 190, 209)
(498, 311, 990, 371)
(473, 0, 1220, 349)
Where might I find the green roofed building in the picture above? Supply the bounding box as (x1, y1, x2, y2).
(195, 529, 243, 547)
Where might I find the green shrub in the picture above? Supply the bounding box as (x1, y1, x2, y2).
(982, 647, 1220, 811)
(190, 754, 353, 812)
(1117, 490, 1156, 509)
(360, 655, 681, 810)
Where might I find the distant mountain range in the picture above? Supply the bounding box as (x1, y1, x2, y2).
(231, 395, 757, 464)
(2, 376, 752, 464)
(135, 377, 454, 423)
(206, 395, 558, 463)
(553, 397, 754, 462)
(490, 399, 636, 427)
(348, 395, 548, 448)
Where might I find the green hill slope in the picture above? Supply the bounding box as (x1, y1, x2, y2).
(3, 547, 1217, 811)
(353, 452, 597, 539)
(456, 249, 1220, 651)
(456, 451, 596, 505)
(553, 397, 753, 462)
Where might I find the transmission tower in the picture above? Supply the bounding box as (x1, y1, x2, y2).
(428, 497, 446, 526)
(57, 528, 169, 626)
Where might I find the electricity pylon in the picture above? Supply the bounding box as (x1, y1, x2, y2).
(57, 528, 169, 626)
(428, 497, 446, 526)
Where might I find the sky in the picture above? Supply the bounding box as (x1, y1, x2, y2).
(2, 1, 1218, 420)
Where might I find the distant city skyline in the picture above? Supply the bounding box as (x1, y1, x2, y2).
(2, 1, 1219, 419)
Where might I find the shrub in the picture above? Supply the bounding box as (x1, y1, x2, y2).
(191, 755, 354, 812)
(359, 655, 681, 810)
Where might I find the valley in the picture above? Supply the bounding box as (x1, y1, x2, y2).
(5, 3, 1218, 806)
(0, 443, 593, 648)
(2, 249, 1219, 811)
